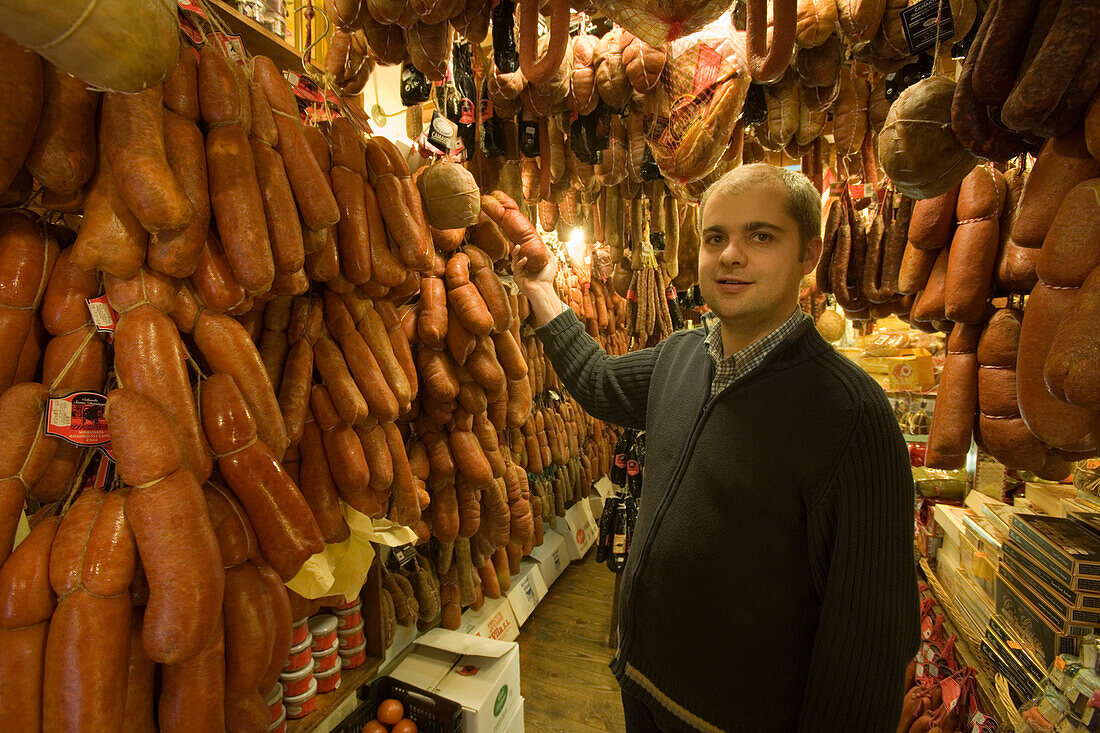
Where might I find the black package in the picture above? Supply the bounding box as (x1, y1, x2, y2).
(481, 81, 506, 158)
(625, 438, 642, 497)
(610, 431, 629, 486)
(640, 144, 663, 181)
(519, 117, 540, 157)
(741, 83, 768, 126)
(448, 42, 477, 154)
(570, 110, 608, 165)
(596, 494, 620, 564)
(668, 287, 684, 330)
(608, 498, 629, 572)
(491, 0, 519, 73)
(400, 63, 431, 106)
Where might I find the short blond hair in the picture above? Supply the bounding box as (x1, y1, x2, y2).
(699, 164, 821, 259)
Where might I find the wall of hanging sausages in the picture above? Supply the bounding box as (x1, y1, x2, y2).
(0, 30, 627, 729)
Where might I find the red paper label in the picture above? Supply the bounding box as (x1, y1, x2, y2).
(81, 451, 115, 492)
(940, 677, 961, 710)
(305, 105, 338, 124)
(459, 98, 476, 125)
(179, 14, 205, 45)
(285, 71, 326, 104)
(177, 0, 207, 44)
(45, 392, 110, 447)
(209, 32, 246, 64)
(86, 295, 117, 338)
(176, 0, 206, 14)
(690, 45, 723, 98)
(92, 453, 113, 489)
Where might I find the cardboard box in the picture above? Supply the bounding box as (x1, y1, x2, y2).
(1012, 514, 1100, 578)
(460, 595, 520, 642)
(996, 567, 1079, 667)
(592, 477, 617, 499)
(391, 643, 461, 690)
(505, 561, 549, 626)
(380, 620, 421, 673)
(589, 496, 608, 528)
(554, 499, 597, 562)
(498, 695, 524, 733)
(393, 629, 522, 733)
(528, 531, 568, 589)
(1024, 482, 1075, 518)
(885, 354, 935, 392)
(589, 477, 616, 527)
(933, 504, 968, 567)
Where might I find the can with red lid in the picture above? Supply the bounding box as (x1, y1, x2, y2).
(337, 620, 365, 651)
(290, 618, 310, 646)
(338, 640, 367, 669)
(264, 682, 283, 708)
(335, 609, 362, 630)
(283, 677, 318, 720)
(283, 636, 313, 672)
(268, 700, 284, 725)
(312, 643, 340, 673)
(265, 683, 284, 722)
(308, 614, 338, 652)
(315, 663, 342, 694)
(268, 706, 287, 733)
(279, 659, 315, 698)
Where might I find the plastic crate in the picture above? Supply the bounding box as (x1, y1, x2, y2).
(331, 676, 463, 733)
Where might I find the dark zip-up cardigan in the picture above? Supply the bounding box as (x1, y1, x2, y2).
(536, 310, 920, 732)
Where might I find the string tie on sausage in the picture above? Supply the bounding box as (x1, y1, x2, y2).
(34, 0, 101, 50)
(211, 435, 260, 460)
(955, 214, 997, 226)
(979, 411, 1018, 420)
(48, 328, 99, 393)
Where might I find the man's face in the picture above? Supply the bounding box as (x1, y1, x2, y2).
(697, 183, 821, 330)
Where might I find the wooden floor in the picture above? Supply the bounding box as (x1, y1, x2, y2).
(519, 553, 626, 733)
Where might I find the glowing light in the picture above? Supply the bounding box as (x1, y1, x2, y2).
(566, 228, 587, 262)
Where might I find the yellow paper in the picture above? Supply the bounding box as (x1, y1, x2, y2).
(10, 510, 29, 552)
(362, 515, 418, 547)
(286, 504, 381, 600)
(285, 542, 339, 599)
(326, 506, 377, 602)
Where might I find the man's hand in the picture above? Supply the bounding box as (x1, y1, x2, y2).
(512, 244, 566, 326)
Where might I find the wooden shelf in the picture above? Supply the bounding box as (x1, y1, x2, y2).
(286, 656, 383, 733)
(207, 0, 306, 74)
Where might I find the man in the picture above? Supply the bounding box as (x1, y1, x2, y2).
(512, 164, 919, 732)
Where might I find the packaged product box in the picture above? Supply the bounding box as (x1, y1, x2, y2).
(554, 499, 598, 562)
(459, 595, 519, 642)
(497, 695, 525, 732)
(933, 503, 968, 566)
(886, 355, 936, 392)
(1023, 482, 1076, 518)
(1012, 514, 1100, 580)
(592, 477, 617, 499)
(391, 628, 522, 733)
(505, 560, 549, 626)
(589, 477, 617, 523)
(996, 566, 1079, 667)
(528, 530, 568, 589)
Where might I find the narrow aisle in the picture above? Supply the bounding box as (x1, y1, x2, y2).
(519, 553, 626, 733)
